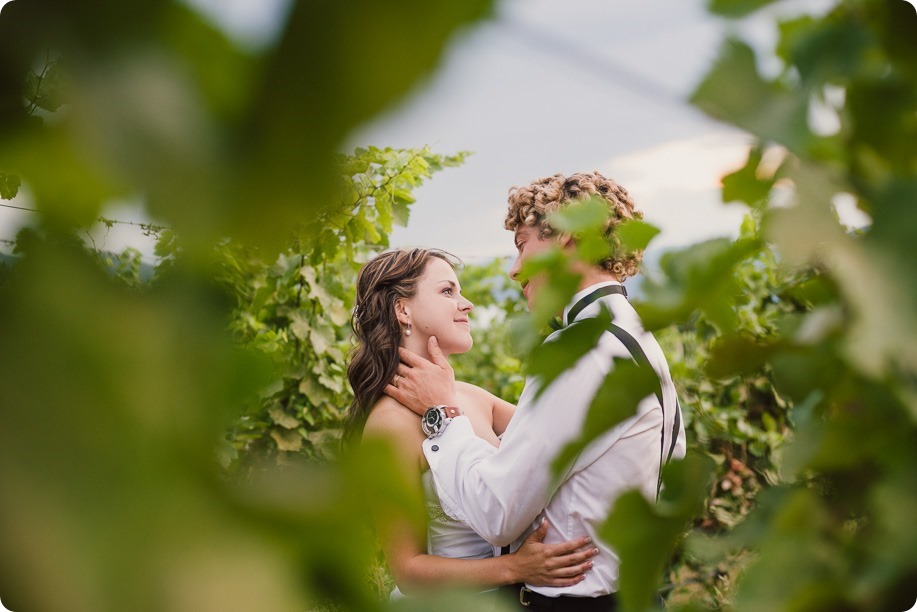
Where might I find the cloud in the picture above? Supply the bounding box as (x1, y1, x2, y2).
(601, 131, 754, 249)
(603, 131, 754, 199)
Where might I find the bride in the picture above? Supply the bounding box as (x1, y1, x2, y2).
(343, 248, 597, 598)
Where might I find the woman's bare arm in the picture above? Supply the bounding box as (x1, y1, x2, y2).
(382, 514, 596, 595)
(362, 401, 594, 595)
(490, 395, 516, 438)
(454, 382, 516, 441)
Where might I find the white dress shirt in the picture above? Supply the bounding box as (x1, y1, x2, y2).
(422, 281, 686, 597)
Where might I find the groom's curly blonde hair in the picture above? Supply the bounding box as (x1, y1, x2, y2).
(504, 171, 644, 280)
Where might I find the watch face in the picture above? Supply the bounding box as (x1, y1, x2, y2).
(424, 408, 442, 427)
(422, 406, 445, 437)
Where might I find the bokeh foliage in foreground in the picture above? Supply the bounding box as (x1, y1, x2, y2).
(1, 0, 916, 611)
(667, 1, 917, 609)
(0, 0, 493, 610)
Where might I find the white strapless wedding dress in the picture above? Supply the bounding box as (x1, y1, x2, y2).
(390, 470, 495, 599)
(422, 469, 494, 559)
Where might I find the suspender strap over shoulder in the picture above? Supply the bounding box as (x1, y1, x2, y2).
(607, 324, 681, 499)
(566, 284, 627, 323)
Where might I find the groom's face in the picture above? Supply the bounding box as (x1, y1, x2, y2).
(509, 225, 555, 311)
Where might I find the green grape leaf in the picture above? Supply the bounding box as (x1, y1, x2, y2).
(636, 237, 761, 331)
(529, 310, 611, 401)
(721, 145, 776, 207)
(269, 404, 302, 429)
(616, 218, 661, 253)
(707, 0, 780, 18)
(0, 171, 21, 200)
(548, 196, 608, 233)
(691, 39, 811, 154)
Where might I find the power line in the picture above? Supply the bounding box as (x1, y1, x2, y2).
(500, 18, 693, 113)
(1, 202, 168, 250)
(0, 202, 37, 213)
(0, 202, 167, 231)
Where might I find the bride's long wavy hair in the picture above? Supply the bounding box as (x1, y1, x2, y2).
(343, 248, 458, 447)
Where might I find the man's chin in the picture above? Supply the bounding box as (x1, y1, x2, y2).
(522, 286, 539, 312)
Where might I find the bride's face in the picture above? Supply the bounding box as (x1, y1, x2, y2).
(399, 257, 474, 355)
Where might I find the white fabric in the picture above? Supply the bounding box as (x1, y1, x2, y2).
(422, 281, 686, 597)
(390, 470, 496, 600)
(423, 469, 496, 560)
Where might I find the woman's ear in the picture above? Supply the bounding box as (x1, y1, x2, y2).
(394, 299, 410, 326)
(558, 233, 576, 250)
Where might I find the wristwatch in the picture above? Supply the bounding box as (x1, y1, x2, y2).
(421, 405, 461, 438)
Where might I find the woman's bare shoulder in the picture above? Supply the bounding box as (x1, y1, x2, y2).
(363, 396, 421, 437)
(362, 397, 426, 466)
(454, 380, 489, 397)
(454, 381, 498, 403)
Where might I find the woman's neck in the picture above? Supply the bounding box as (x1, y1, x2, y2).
(400, 334, 449, 362)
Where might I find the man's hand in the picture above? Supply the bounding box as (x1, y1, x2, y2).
(510, 519, 598, 587)
(384, 336, 457, 415)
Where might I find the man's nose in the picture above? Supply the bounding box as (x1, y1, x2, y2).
(508, 256, 521, 281)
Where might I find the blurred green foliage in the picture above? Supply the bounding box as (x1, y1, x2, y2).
(0, 0, 493, 610)
(1, 0, 915, 611)
(670, 1, 917, 609)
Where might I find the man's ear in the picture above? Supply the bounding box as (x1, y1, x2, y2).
(394, 299, 411, 325)
(558, 233, 576, 250)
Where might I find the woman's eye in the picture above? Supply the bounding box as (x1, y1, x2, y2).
(442, 288, 453, 295)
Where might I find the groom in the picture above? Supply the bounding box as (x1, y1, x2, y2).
(385, 171, 685, 611)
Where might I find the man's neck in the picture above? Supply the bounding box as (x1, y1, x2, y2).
(576, 269, 620, 293)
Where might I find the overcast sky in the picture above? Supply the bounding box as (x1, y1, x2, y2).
(3, 0, 859, 263)
(346, 0, 755, 261)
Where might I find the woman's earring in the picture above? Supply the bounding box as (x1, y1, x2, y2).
(404, 323, 412, 336)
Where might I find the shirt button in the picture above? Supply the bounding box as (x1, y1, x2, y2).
(431, 445, 439, 452)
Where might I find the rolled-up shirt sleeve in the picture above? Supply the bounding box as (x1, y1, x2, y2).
(422, 350, 614, 546)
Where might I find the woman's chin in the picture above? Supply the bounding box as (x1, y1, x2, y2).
(441, 337, 473, 355)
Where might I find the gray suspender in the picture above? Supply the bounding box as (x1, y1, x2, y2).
(607, 324, 681, 499)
